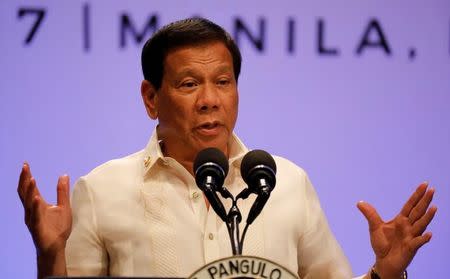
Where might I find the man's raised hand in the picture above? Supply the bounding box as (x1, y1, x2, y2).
(17, 162, 72, 258)
(357, 182, 437, 279)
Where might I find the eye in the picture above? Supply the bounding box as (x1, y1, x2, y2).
(181, 80, 198, 88)
(217, 78, 230, 86)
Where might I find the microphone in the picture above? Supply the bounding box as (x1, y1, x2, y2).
(240, 149, 277, 225)
(194, 147, 229, 222)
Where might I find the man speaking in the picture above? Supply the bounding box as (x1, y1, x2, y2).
(17, 18, 436, 279)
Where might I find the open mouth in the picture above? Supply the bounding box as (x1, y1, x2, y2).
(199, 122, 219, 130)
(196, 122, 222, 136)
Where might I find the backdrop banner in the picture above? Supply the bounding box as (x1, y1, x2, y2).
(1, 1, 449, 278)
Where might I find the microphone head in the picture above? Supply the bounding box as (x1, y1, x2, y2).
(194, 147, 229, 190)
(240, 149, 277, 190)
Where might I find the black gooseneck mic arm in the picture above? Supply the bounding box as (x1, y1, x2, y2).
(197, 165, 228, 222)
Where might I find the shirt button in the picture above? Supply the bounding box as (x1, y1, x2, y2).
(208, 233, 214, 240)
(192, 191, 200, 200)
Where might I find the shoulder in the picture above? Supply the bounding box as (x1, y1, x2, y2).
(270, 154, 321, 209)
(88, 150, 144, 176)
(75, 150, 145, 193)
(268, 154, 321, 208)
(272, 155, 309, 184)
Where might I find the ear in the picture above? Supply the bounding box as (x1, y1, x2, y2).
(141, 80, 159, 120)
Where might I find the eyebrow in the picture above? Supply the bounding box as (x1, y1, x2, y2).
(214, 65, 234, 75)
(173, 65, 234, 81)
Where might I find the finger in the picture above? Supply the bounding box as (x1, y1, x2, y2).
(25, 178, 44, 215)
(24, 178, 40, 225)
(29, 195, 45, 230)
(409, 187, 435, 224)
(18, 162, 32, 204)
(412, 206, 437, 236)
(25, 177, 42, 208)
(25, 177, 36, 210)
(400, 182, 428, 217)
(57, 175, 70, 206)
(357, 201, 383, 232)
(409, 232, 432, 252)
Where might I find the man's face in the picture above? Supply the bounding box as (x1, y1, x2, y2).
(143, 41, 239, 161)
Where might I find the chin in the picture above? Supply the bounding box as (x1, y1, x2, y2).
(196, 138, 229, 154)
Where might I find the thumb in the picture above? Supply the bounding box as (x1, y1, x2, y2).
(357, 201, 383, 232)
(57, 175, 70, 206)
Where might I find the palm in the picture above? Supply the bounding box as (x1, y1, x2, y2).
(32, 202, 72, 254)
(358, 183, 436, 278)
(369, 215, 414, 274)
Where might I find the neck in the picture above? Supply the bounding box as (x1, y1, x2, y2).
(156, 128, 231, 177)
(165, 146, 230, 177)
(158, 140, 195, 176)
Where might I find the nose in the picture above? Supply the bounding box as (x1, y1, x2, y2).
(196, 82, 220, 112)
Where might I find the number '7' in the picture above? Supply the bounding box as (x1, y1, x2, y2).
(17, 8, 46, 45)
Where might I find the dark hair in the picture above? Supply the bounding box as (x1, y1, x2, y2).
(141, 18, 242, 90)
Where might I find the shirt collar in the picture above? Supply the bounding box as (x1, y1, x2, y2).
(142, 128, 249, 176)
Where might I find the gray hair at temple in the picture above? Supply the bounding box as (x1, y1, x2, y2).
(141, 18, 242, 90)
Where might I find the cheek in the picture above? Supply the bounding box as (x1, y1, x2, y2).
(168, 108, 193, 126)
(159, 96, 194, 122)
(226, 93, 239, 117)
(222, 96, 238, 132)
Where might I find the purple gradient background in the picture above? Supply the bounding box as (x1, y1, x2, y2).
(1, 1, 449, 278)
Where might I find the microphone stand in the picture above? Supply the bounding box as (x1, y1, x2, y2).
(226, 198, 242, 255)
(216, 187, 258, 256)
